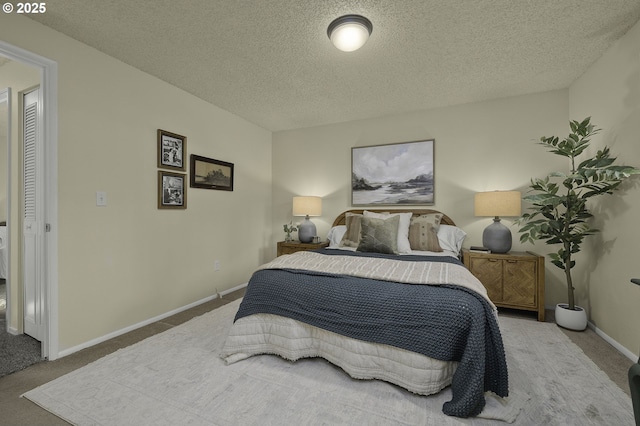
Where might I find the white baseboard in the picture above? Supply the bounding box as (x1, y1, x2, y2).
(544, 303, 639, 362)
(57, 282, 248, 359)
(7, 326, 19, 335)
(220, 282, 247, 297)
(588, 321, 639, 362)
(42, 287, 640, 364)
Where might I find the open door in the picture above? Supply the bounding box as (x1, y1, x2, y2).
(22, 87, 44, 341)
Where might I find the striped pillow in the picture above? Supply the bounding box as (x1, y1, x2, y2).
(408, 213, 443, 252)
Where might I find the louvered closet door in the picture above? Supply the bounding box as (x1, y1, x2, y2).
(23, 87, 43, 341)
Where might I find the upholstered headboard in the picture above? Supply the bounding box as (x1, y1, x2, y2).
(332, 209, 455, 227)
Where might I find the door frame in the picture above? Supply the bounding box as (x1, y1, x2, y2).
(0, 87, 11, 334)
(0, 41, 59, 360)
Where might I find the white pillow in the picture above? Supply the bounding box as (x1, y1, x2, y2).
(437, 225, 467, 254)
(363, 211, 412, 254)
(326, 225, 347, 247)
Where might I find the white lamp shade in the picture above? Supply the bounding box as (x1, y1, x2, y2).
(293, 196, 322, 217)
(328, 15, 373, 52)
(474, 191, 521, 217)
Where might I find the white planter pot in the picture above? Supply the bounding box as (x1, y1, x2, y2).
(555, 303, 587, 331)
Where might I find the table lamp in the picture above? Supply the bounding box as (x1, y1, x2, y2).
(474, 190, 521, 253)
(293, 196, 322, 243)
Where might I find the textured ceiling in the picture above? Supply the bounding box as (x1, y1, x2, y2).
(27, 1, 640, 131)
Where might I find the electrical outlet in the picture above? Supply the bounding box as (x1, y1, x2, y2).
(214, 260, 220, 271)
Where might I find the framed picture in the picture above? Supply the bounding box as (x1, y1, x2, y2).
(351, 139, 435, 206)
(158, 171, 187, 209)
(157, 129, 186, 171)
(190, 154, 234, 191)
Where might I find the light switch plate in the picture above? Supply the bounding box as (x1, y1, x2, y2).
(96, 191, 107, 206)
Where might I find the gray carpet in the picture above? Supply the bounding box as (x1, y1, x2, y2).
(22, 298, 634, 425)
(0, 281, 43, 378)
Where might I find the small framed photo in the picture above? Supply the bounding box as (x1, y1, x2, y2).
(157, 129, 186, 171)
(190, 154, 234, 191)
(158, 171, 187, 209)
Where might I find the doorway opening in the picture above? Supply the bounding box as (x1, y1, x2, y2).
(0, 83, 42, 376)
(0, 41, 59, 361)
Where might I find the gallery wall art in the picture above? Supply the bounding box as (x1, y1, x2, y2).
(190, 154, 234, 191)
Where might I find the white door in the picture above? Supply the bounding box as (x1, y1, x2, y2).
(22, 87, 44, 341)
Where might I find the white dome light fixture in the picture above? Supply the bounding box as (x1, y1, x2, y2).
(327, 14, 373, 52)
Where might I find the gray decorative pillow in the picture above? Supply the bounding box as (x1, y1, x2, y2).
(339, 213, 363, 247)
(409, 213, 443, 252)
(356, 215, 400, 255)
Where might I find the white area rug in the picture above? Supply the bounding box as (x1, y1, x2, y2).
(23, 299, 634, 425)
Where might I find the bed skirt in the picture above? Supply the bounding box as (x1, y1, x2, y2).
(221, 313, 458, 396)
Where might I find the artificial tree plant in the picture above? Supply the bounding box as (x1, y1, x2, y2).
(517, 117, 640, 311)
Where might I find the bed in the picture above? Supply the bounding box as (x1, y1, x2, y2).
(221, 209, 508, 418)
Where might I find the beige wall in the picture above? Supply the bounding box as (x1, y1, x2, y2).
(0, 15, 272, 354)
(0, 59, 40, 331)
(273, 90, 572, 302)
(568, 18, 640, 357)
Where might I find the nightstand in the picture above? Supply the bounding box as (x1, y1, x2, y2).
(277, 241, 329, 257)
(463, 250, 545, 321)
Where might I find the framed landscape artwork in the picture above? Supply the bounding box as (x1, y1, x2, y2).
(351, 139, 435, 206)
(190, 154, 234, 191)
(158, 171, 187, 209)
(157, 129, 187, 172)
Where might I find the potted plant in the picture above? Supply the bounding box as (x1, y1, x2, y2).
(517, 117, 640, 330)
(283, 222, 297, 242)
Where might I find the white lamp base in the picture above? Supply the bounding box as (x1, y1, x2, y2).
(298, 216, 316, 243)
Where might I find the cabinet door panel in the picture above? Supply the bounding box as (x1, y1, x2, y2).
(469, 258, 503, 302)
(502, 260, 536, 306)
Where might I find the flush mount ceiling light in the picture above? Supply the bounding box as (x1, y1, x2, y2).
(327, 14, 373, 52)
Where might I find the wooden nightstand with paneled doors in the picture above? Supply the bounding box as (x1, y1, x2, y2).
(463, 250, 545, 321)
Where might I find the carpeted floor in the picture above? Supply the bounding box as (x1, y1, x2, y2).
(22, 298, 635, 425)
(0, 281, 43, 378)
(0, 289, 635, 425)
